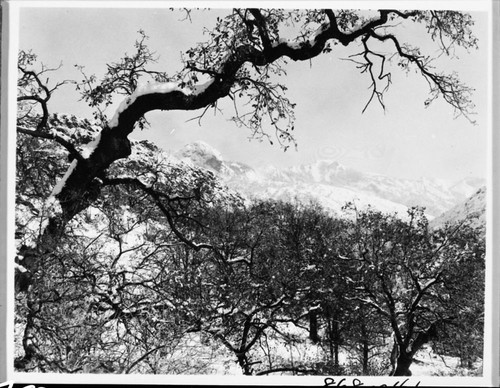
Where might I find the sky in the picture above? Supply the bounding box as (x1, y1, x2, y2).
(16, 3, 490, 183)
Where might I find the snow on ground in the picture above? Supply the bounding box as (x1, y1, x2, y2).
(411, 345, 482, 376)
(154, 332, 242, 375)
(153, 326, 481, 376)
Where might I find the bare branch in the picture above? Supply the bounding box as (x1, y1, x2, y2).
(18, 53, 75, 130)
(368, 30, 476, 122)
(17, 125, 84, 162)
(101, 177, 214, 251)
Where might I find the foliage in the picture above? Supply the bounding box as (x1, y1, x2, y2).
(14, 124, 485, 374)
(14, 7, 484, 376)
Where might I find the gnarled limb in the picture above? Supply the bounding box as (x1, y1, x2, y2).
(51, 9, 477, 232)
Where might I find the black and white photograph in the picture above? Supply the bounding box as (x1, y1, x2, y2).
(1, 0, 497, 386)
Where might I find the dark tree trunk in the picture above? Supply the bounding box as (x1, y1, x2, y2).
(334, 341, 339, 368)
(15, 125, 133, 292)
(359, 321, 370, 375)
(391, 351, 413, 376)
(237, 352, 252, 375)
(327, 318, 341, 370)
(389, 318, 446, 376)
(390, 341, 413, 377)
(328, 331, 335, 368)
(309, 310, 319, 343)
(237, 317, 253, 375)
(362, 338, 369, 375)
(333, 320, 340, 368)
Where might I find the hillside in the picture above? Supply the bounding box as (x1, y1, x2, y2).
(430, 186, 486, 231)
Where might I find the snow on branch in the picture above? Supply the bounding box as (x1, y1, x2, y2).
(347, 296, 390, 318)
(51, 160, 78, 197)
(108, 79, 215, 128)
(226, 256, 252, 266)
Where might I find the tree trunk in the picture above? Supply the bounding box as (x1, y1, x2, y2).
(328, 328, 335, 368)
(359, 321, 370, 375)
(392, 353, 413, 376)
(333, 320, 340, 368)
(309, 310, 319, 343)
(237, 352, 252, 375)
(389, 318, 445, 376)
(362, 338, 369, 375)
(327, 318, 341, 370)
(334, 341, 339, 369)
(390, 345, 413, 376)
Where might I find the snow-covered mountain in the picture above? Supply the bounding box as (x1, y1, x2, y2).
(175, 141, 257, 180)
(24, 110, 483, 225)
(430, 186, 486, 231)
(174, 141, 485, 219)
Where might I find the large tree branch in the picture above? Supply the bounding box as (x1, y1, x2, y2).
(404, 272, 443, 348)
(105, 10, 419, 136)
(101, 177, 214, 251)
(325, 9, 417, 46)
(47, 12, 332, 223)
(410, 317, 455, 356)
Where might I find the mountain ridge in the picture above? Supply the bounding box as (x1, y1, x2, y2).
(429, 186, 486, 230)
(174, 141, 485, 220)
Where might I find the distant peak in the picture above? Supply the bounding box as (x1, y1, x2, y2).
(175, 141, 224, 172)
(178, 140, 223, 158)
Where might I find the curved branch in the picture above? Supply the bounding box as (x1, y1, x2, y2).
(326, 9, 417, 46)
(106, 9, 421, 137)
(17, 125, 85, 162)
(125, 345, 167, 373)
(18, 66, 52, 100)
(368, 29, 475, 121)
(357, 35, 392, 113)
(101, 177, 214, 251)
(18, 61, 73, 131)
(18, 66, 51, 130)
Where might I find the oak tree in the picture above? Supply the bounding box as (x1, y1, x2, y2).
(16, 8, 480, 373)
